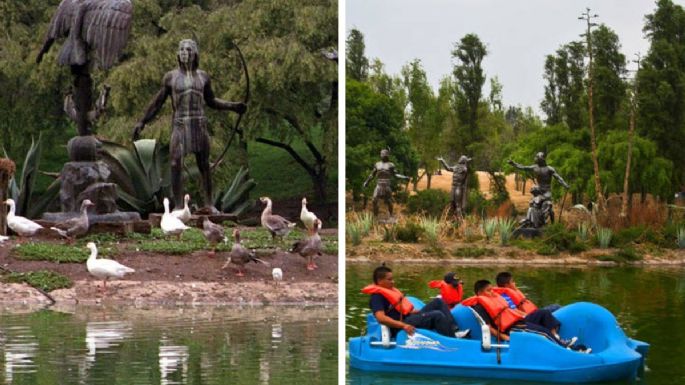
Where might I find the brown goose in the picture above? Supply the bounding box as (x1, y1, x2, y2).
(51, 199, 94, 242)
(289, 218, 323, 271)
(222, 229, 268, 276)
(202, 216, 226, 256)
(260, 197, 296, 242)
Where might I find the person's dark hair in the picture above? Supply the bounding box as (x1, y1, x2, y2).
(496, 272, 513, 287)
(373, 265, 392, 284)
(474, 279, 491, 294)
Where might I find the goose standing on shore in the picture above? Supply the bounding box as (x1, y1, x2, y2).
(51, 199, 95, 242)
(202, 216, 226, 256)
(300, 197, 319, 230)
(171, 194, 192, 223)
(290, 218, 323, 271)
(222, 229, 268, 276)
(4, 199, 43, 237)
(161, 197, 190, 240)
(260, 197, 296, 242)
(86, 242, 134, 292)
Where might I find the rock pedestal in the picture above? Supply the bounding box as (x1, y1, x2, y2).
(59, 161, 112, 212)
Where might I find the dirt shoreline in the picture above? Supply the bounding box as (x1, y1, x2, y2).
(347, 255, 685, 266)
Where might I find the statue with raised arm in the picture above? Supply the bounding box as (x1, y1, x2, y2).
(508, 152, 569, 227)
(363, 149, 409, 218)
(132, 39, 247, 213)
(438, 155, 472, 219)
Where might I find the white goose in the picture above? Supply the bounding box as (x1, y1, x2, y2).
(86, 242, 135, 292)
(272, 267, 283, 286)
(171, 194, 192, 223)
(4, 199, 43, 237)
(300, 197, 319, 230)
(161, 198, 190, 240)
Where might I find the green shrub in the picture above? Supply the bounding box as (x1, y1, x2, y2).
(3, 270, 72, 292)
(347, 222, 362, 246)
(613, 226, 646, 247)
(598, 247, 643, 263)
(395, 221, 424, 243)
(536, 244, 559, 256)
(678, 227, 685, 249)
(542, 223, 588, 254)
(406, 189, 450, 218)
(382, 225, 396, 242)
(596, 227, 613, 249)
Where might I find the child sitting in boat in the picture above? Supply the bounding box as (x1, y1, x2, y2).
(362, 265, 470, 338)
(463, 280, 590, 353)
(428, 272, 464, 309)
(494, 271, 561, 313)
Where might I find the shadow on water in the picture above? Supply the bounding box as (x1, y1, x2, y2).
(0, 305, 337, 385)
(346, 263, 685, 385)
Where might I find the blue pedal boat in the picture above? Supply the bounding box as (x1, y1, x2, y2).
(349, 297, 649, 383)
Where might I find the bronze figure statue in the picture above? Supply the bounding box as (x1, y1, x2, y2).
(508, 152, 569, 227)
(132, 39, 247, 212)
(37, 0, 133, 138)
(363, 149, 409, 218)
(438, 155, 472, 218)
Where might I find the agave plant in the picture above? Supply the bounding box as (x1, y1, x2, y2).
(99, 139, 178, 215)
(577, 222, 590, 242)
(596, 227, 613, 249)
(4, 134, 60, 218)
(497, 218, 517, 246)
(420, 216, 441, 246)
(214, 166, 256, 216)
(483, 218, 498, 241)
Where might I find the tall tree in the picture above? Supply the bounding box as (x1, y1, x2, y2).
(541, 42, 586, 130)
(637, 0, 685, 192)
(591, 24, 627, 134)
(402, 59, 440, 189)
(580, 7, 605, 211)
(346, 28, 369, 82)
(452, 33, 487, 145)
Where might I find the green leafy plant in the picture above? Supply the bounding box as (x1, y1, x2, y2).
(577, 222, 590, 242)
(483, 218, 498, 241)
(2, 270, 72, 292)
(395, 221, 423, 243)
(497, 218, 516, 246)
(382, 224, 396, 242)
(347, 222, 363, 246)
(214, 166, 257, 216)
(4, 134, 60, 218)
(452, 246, 494, 258)
(596, 227, 613, 249)
(100, 139, 179, 215)
(677, 227, 685, 249)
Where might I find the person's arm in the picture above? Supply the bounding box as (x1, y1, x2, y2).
(362, 168, 377, 188)
(203, 74, 247, 113)
(550, 167, 570, 189)
(133, 73, 172, 140)
(508, 159, 535, 172)
(374, 310, 415, 335)
(437, 157, 451, 172)
(391, 164, 410, 181)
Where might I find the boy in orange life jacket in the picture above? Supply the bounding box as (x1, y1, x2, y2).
(495, 271, 561, 313)
(362, 265, 470, 338)
(464, 280, 586, 351)
(428, 272, 463, 309)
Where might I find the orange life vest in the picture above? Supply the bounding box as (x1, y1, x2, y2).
(493, 287, 538, 314)
(428, 280, 463, 308)
(462, 294, 524, 332)
(361, 284, 415, 315)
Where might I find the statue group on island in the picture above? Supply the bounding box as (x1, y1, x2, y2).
(362, 149, 569, 233)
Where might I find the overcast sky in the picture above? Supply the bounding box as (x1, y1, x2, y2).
(346, 0, 673, 114)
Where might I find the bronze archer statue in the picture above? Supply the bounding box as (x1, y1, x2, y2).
(132, 39, 247, 213)
(363, 149, 409, 218)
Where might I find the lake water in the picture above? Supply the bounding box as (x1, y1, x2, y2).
(0, 304, 337, 385)
(346, 264, 685, 385)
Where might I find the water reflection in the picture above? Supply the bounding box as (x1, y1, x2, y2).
(0, 305, 337, 385)
(159, 339, 188, 385)
(3, 326, 38, 384)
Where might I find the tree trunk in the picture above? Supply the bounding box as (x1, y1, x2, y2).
(426, 172, 432, 189)
(586, 14, 606, 212)
(621, 99, 636, 218)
